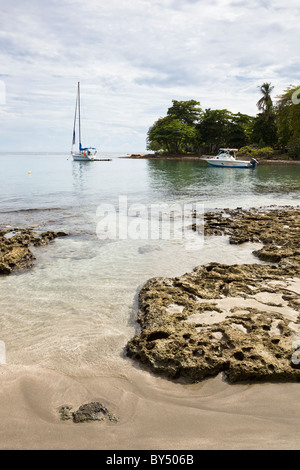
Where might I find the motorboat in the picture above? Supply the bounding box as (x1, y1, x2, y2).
(202, 148, 259, 168)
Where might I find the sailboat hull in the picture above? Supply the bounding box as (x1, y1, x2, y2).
(72, 153, 95, 161)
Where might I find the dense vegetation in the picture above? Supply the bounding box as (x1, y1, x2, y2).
(146, 84, 300, 159)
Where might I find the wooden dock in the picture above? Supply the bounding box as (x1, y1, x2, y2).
(93, 158, 112, 161)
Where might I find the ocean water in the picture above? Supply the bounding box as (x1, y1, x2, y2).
(0, 152, 299, 377)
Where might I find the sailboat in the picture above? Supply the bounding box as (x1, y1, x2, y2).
(71, 82, 97, 161)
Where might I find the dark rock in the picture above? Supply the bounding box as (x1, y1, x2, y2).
(58, 402, 119, 423)
(72, 402, 110, 423)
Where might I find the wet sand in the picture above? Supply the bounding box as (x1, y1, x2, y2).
(1, 347, 299, 452)
(1, 361, 300, 450)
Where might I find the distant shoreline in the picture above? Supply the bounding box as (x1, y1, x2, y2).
(123, 153, 300, 163)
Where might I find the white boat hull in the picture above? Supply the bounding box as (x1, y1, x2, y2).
(72, 153, 95, 161)
(204, 159, 253, 168)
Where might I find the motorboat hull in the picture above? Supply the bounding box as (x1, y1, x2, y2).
(204, 159, 254, 168)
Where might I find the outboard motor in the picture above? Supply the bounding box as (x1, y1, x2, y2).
(250, 158, 259, 167)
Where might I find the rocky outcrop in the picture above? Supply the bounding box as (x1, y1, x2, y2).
(0, 228, 68, 274)
(202, 206, 300, 270)
(127, 207, 300, 383)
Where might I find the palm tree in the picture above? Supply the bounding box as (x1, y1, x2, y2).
(256, 82, 274, 113)
(253, 82, 277, 146)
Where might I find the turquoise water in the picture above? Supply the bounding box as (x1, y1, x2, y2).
(0, 153, 299, 376)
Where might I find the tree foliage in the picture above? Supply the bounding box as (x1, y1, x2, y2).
(276, 85, 300, 154)
(256, 82, 274, 114)
(146, 83, 300, 158)
(147, 116, 197, 154)
(250, 113, 277, 147)
(167, 99, 202, 125)
(147, 102, 252, 154)
(251, 82, 277, 147)
(196, 109, 252, 151)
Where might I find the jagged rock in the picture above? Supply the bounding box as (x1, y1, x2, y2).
(127, 207, 300, 384)
(0, 228, 68, 274)
(202, 206, 300, 270)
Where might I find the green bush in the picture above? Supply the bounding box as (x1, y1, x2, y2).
(237, 146, 274, 158)
(288, 138, 300, 159)
(237, 145, 258, 156)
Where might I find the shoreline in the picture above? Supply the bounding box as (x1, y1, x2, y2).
(123, 153, 300, 164)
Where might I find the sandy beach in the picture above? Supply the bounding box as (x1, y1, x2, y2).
(1, 206, 300, 450)
(1, 355, 300, 450)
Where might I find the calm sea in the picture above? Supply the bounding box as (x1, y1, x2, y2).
(0, 152, 299, 376)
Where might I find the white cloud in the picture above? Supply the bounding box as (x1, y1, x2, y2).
(0, 0, 299, 152)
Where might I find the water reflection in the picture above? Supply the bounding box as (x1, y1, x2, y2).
(147, 159, 256, 203)
(71, 160, 94, 190)
(147, 159, 204, 187)
(146, 159, 300, 208)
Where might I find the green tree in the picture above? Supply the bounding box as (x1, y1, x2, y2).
(167, 99, 202, 125)
(226, 113, 253, 148)
(146, 85, 300, 155)
(250, 113, 277, 147)
(196, 109, 232, 151)
(252, 82, 277, 147)
(147, 116, 197, 154)
(288, 138, 300, 159)
(147, 100, 202, 153)
(276, 85, 300, 152)
(256, 82, 274, 114)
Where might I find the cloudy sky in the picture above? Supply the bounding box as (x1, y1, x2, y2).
(0, 0, 299, 153)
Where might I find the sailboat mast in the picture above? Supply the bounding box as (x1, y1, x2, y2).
(78, 82, 82, 151)
(71, 87, 77, 154)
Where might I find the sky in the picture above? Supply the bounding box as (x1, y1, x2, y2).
(0, 0, 299, 153)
